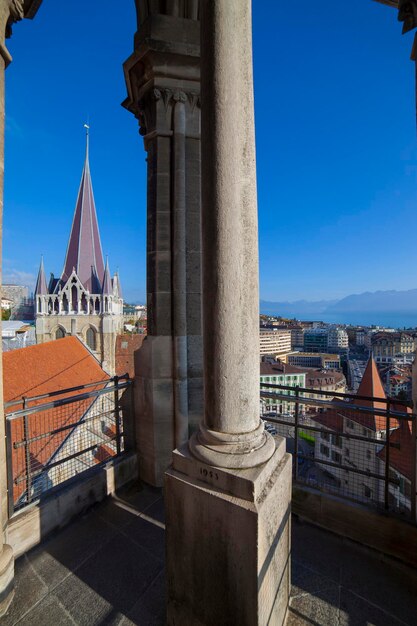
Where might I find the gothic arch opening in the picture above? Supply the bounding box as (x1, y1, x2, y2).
(86, 327, 96, 351)
(55, 327, 65, 340)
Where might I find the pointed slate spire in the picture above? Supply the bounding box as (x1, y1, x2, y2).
(112, 271, 123, 299)
(102, 257, 112, 295)
(35, 256, 48, 296)
(61, 129, 105, 292)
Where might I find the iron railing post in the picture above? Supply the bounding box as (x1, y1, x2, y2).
(411, 413, 417, 524)
(5, 418, 14, 519)
(114, 376, 121, 455)
(384, 399, 391, 511)
(294, 386, 300, 482)
(22, 396, 32, 505)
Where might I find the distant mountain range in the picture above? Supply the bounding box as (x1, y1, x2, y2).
(260, 288, 417, 317)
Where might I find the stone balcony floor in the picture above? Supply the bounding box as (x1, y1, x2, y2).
(1, 482, 417, 626)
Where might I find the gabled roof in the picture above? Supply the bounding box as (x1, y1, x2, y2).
(61, 137, 105, 293)
(34, 257, 48, 296)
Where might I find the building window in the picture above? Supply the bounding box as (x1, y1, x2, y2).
(321, 432, 330, 442)
(366, 450, 371, 460)
(346, 419, 354, 430)
(86, 328, 96, 351)
(331, 450, 341, 464)
(56, 328, 65, 340)
(320, 444, 329, 457)
(364, 485, 372, 498)
(331, 434, 342, 448)
(345, 448, 350, 457)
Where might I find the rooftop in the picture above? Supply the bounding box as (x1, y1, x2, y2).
(3, 484, 417, 626)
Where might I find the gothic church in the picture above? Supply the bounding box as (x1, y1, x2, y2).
(34, 137, 123, 374)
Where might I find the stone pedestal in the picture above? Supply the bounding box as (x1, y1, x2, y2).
(166, 440, 292, 626)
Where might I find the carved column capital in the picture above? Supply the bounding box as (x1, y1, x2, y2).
(399, 0, 417, 34)
(6, 0, 24, 37)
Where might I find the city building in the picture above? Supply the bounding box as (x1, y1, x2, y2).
(2, 321, 35, 352)
(259, 328, 292, 357)
(260, 361, 306, 416)
(372, 332, 415, 365)
(303, 328, 328, 352)
(328, 326, 349, 353)
(287, 325, 304, 349)
(286, 352, 341, 370)
(311, 357, 395, 506)
(34, 138, 124, 375)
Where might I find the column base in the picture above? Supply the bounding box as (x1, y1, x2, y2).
(165, 439, 292, 626)
(0, 545, 14, 617)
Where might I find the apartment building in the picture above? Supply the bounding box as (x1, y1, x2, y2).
(287, 352, 341, 370)
(259, 328, 292, 357)
(372, 332, 415, 365)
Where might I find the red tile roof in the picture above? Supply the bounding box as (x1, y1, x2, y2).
(4, 337, 109, 503)
(378, 408, 414, 481)
(310, 409, 345, 432)
(353, 356, 393, 431)
(115, 334, 145, 378)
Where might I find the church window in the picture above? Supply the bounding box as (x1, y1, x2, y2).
(86, 328, 96, 351)
(56, 327, 65, 340)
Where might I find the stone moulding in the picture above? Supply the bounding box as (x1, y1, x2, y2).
(399, 0, 417, 33)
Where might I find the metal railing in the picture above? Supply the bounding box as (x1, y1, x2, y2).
(5, 375, 133, 515)
(261, 383, 417, 522)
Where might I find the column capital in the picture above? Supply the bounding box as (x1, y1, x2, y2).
(0, 0, 42, 67)
(399, 0, 417, 34)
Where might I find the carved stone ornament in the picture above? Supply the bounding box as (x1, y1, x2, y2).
(398, 0, 417, 34)
(6, 0, 25, 37)
(137, 87, 200, 136)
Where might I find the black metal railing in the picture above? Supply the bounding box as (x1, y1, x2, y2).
(260, 383, 417, 522)
(5, 375, 133, 515)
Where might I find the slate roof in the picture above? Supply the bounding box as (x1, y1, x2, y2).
(61, 140, 105, 292)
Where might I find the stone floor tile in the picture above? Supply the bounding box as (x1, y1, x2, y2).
(122, 515, 165, 562)
(339, 589, 407, 626)
(287, 585, 341, 626)
(340, 544, 417, 625)
(114, 483, 163, 517)
(126, 571, 166, 626)
(291, 560, 338, 599)
(0, 555, 48, 626)
(54, 533, 163, 622)
(26, 509, 118, 590)
(142, 498, 165, 525)
(15, 593, 77, 626)
(96, 497, 141, 530)
(53, 573, 122, 626)
(291, 519, 343, 581)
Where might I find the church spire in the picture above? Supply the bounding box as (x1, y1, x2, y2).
(35, 256, 48, 296)
(102, 256, 112, 295)
(61, 128, 105, 292)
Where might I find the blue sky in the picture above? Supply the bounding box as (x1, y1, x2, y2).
(4, 0, 417, 303)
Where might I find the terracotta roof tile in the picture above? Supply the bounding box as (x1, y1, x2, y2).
(4, 337, 108, 503)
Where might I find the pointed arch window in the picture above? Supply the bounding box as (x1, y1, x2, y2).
(86, 327, 96, 351)
(56, 327, 65, 340)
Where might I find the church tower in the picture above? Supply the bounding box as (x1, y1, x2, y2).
(35, 132, 124, 374)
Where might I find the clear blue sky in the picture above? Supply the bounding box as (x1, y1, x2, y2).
(3, 0, 417, 303)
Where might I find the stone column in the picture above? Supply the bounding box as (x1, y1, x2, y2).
(123, 5, 202, 486)
(165, 2, 292, 624)
(0, 1, 42, 615)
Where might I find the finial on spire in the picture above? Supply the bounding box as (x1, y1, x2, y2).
(84, 122, 90, 159)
